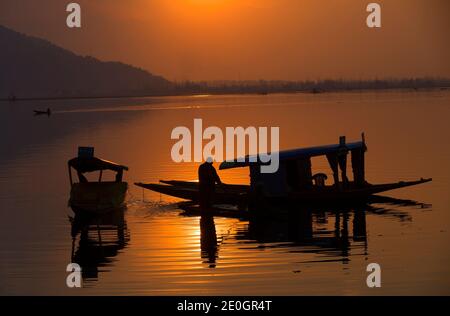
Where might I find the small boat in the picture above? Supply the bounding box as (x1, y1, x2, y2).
(135, 134, 432, 213)
(68, 147, 129, 214)
(34, 108, 51, 116)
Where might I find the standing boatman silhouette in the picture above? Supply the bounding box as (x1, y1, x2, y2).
(198, 157, 222, 212)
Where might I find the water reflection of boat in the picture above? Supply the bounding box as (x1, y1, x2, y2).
(197, 199, 430, 268)
(191, 207, 366, 269)
(178, 194, 425, 221)
(68, 148, 129, 214)
(200, 216, 219, 268)
(69, 207, 129, 282)
(136, 134, 431, 213)
(239, 209, 366, 263)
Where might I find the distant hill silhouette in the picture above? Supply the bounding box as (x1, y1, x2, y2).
(0, 25, 173, 99)
(1, 25, 448, 100)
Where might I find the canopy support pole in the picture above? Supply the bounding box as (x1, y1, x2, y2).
(68, 165, 73, 186)
(327, 154, 340, 187)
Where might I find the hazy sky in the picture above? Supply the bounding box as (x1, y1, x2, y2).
(1, 0, 449, 81)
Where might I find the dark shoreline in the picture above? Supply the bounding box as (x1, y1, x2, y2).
(2, 86, 449, 103)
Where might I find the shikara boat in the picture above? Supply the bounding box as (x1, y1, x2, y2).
(135, 134, 431, 212)
(68, 148, 129, 214)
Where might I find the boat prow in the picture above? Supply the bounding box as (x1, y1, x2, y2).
(364, 178, 432, 194)
(134, 181, 248, 205)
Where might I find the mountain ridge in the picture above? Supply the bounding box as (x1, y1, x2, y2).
(0, 25, 173, 99)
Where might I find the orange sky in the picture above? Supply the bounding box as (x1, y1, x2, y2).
(1, 0, 449, 81)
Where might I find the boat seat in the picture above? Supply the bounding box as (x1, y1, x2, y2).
(312, 173, 328, 187)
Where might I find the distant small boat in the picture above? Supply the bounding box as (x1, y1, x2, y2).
(34, 108, 51, 116)
(68, 148, 129, 214)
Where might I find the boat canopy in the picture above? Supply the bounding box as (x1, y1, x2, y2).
(68, 157, 129, 173)
(219, 141, 366, 170)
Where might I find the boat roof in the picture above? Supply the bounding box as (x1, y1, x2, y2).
(219, 141, 365, 170)
(68, 157, 129, 173)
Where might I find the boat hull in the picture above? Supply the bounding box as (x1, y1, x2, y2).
(135, 178, 431, 208)
(135, 181, 247, 205)
(282, 179, 432, 203)
(69, 182, 128, 214)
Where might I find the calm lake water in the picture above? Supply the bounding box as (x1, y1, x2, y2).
(0, 91, 449, 295)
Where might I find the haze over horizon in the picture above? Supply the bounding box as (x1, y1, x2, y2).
(1, 0, 449, 81)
